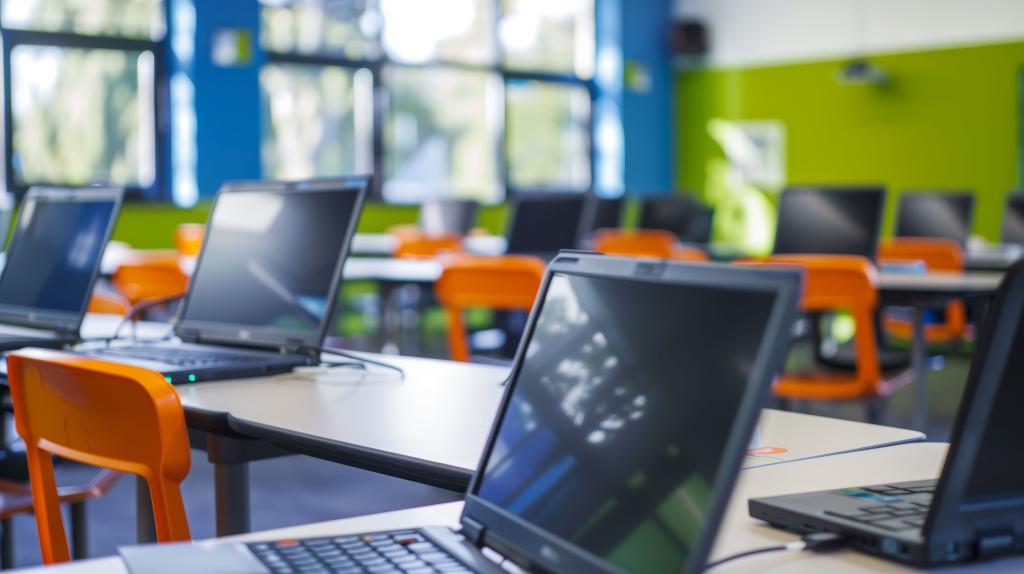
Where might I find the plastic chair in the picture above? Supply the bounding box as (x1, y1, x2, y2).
(742, 255, 911, 415)
(394, 233, 463, 259)
(592, 229, 709, 261)
(8, 349, 191, 564)
(112, 252, 190, 305)
(879, 237, 969, 343)
(434, 255, 546, 362)
(174, 224, 204, 256)
(87, 291, 131, 315)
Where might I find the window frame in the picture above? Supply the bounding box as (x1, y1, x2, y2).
(0, 16, 169, 200)
(260, 0, 595, 204)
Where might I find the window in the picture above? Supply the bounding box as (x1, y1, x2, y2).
(1, 0, 166, 197)
(260, 0, 594, 203)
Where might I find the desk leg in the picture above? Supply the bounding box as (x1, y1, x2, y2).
(136, 476, 156, 543)
(911, 304, 928, 433)
(214, 462, 251, 536)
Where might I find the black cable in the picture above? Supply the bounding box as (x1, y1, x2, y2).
(78, 294, 185, 346)
(705, 532, 847, 571)
(299, 344, 405, 380)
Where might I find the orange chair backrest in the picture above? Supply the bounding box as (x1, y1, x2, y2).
(8, 349, 191, 563)
(112, 253, 190, 305)
(747, 255, 882, 391)
(878, 237, 963, 272)
(395, 233, 463, 259)
(174, 224, 204, 257)
(593, 228, 678, 258)
(434, 255, 546, 362)
(87, 291, 131, 315)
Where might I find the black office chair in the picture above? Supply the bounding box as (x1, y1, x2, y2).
(638, 193, 713, 243)
(1002, 193, 1024, 245)
(895, 190, 975, 246)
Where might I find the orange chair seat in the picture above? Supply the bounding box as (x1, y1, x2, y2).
(593, 228, 709, 261)
(879, 238, 969, 344)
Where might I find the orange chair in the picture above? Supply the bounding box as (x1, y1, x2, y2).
(112, 252, 190, 305)
(592, 228, 709, 261)
(879, 237, 969, 343)
(8, 349, 191, 564)
(742, 255, 911, 411)
(394, 233, 463, 259)
(434, 255, 546, 362)
(87, 291, 131, 315)
(174, 224, 204, 256)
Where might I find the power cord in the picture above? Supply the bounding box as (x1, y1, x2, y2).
(705, 532, 847, 571)
(298, 344, 405, 380)
(79, 293, 185, 346)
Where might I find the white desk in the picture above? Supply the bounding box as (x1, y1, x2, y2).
(350, 234, 507, 258)
(24, 443, 1024, 574)
(965, 244, 1022, 272)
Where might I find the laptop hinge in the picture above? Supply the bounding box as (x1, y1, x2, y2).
(460, 516, 486, 547)
(976, 528, 1015, 559)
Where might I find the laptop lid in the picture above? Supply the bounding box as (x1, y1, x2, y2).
(895, 191, 975, 246)
(505, 192, 587, 255)
(1002, 193, 1024, 245)
(0, 187, 122, 333)
(922, 261, 1024, 556)
(419, 199, 479, 236)
(174, 177, 369, 351)
(639, 194, 712, 242)
(773, 186, 885, 259)
(580, 195, 623, 235)
(459, 253, 803, 574)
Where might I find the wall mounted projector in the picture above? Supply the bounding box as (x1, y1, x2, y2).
(835, 58, 889, 86)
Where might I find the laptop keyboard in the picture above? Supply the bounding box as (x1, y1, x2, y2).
(826, 481, 936, 531)
(95, 345, 271, 368)
(248, 531, 472, 574)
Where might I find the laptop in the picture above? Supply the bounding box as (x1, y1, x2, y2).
(773, 186, 886, 259)
(419, 199, 479, 236)
(0, 187, 122, 350)
(81, 177, 368, 384)
(639, 194, 714, 243)
(118, 252, 803, 574)
(1002, 193, 1024, 245)
(750, 261, 1024, 567)
(504, 192, 587, 257)
(895, 190, 975, 246)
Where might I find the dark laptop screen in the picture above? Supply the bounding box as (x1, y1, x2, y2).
(1003, 195, 1024, 244)
(474, 272, 778, 574)
(506, 194, 586, 254)
(0, 191, 118, 313)
(895, 192, 974, 245)
(773, 187, 884, 258)
(181, 183, 361, 335)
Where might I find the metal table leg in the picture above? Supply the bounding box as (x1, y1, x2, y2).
(136, 475, 156, 543)
(910, 303, 929, 432)
(214, 462, 250, 536)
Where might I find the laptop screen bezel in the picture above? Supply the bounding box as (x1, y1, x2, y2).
(0, 186, 123, 334)
(173, 177, 369, 350)
(460, 253, 803, 574)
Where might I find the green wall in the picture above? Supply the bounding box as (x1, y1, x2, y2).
(676, 40, 1024, 241)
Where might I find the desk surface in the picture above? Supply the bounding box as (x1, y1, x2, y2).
(877, 271, 1004, 298)
(351, 234, 507, 258)
(26, 443, 1023, 574)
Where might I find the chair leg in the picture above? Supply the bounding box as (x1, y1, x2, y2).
(70, 502, 88, 560)
(1, 517, 13, 569)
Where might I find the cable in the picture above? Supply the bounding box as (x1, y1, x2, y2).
(78, 294, 185, 346)
(299, 344, 405, 380)
(705, 532, 847, 571)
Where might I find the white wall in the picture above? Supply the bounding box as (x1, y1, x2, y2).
(675, 0, 1024, 68)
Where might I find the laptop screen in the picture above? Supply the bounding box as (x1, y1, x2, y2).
(0, 188, 120, 326)
(1002, 195, 1024, 245)
(773, 186, 884, 258)
(178, 179, 366, 346)
(473, 271, 780, 573)
(896, 192, 974, 245)
(506, 193, 586, 255)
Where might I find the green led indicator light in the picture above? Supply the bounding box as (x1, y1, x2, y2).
(165, 377, 172, 383)
(188, 374, 197, 382)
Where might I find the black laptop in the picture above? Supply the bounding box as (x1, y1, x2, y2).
(504, 192, 587, 257)
(1002, 193, 1024, 245)
(896, 190, 975, 246)
(750, 261, 1024, 567)
(118, 253, 802, 574)
(81, 177, 368, 384)
(773, 186, 886, 259)
(0, 187, 122, 350)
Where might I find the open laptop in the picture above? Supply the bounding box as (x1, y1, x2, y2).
(1002, 193, 1024, 245)
(118, 252, 802, 574)
(750, 261, 1024, 567)
(895, 190, 975, 246)
(504, 192, 587, 257)
(81, 177, 368, 384)
(0, 187, 122, 350)
(773, 186, 885, 259)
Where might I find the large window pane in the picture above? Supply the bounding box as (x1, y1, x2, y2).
(1, 0, 165, 39)
(500, 0, 594, 78)
(384, 67, 501, 203)
(260, 63, 373, 180)
(260, 0, 380, 59)
(10, 45, 156, 188)
(506, 80, 590, 190)
(381, 0, 493, 64)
